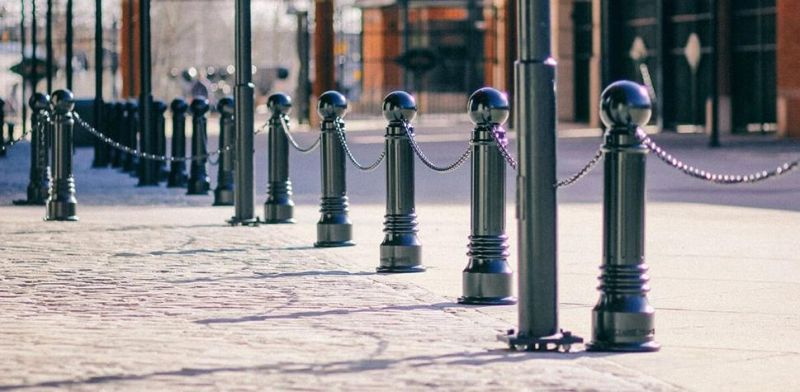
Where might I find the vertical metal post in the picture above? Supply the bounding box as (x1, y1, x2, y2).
(502, 0, 582, 351)
(187, 97, 210, 195)
(232, 0, 256, 224)
(0, 98, 6, 157)
(263, 93, 295, 223)
(586, 80, 659, 352)
(46, 0, 53, 92)
(21, 0, 27, 135)
(378, 91, 423, 273)
(137, 0, 156, 186)
(167, 98, 189, 187)
(23, 93, 51, 205)
(110, 102, 123, 168)
(460, 88, 514, 305)
(153, 99, 167, 179)
(122, 100, 138, 173)
(92, 0, 108, 167)
(66, 0, 73, 90)
(314, 91, 353, 247)
(46, 90, 78, 221)
(214, 97, 236, 206)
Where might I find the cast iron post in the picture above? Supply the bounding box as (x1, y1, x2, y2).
(187, 97, 210, 195)
(122, 100, 138, 173)
(92, 0, 107, 167)
(214, 97, 236, 206)
(137, 0, 157, 186)
(263, 93, 295, 223)
(232, 0, 257, 224)
(314, 91, 353, 247)
(459, 88, 515, 305)
(377, 91, 423, 273)
(46, 90, 78, 221)
(167, 98, 189, 187)
(586, 81, 660, 352)
(110, 102, 124, 168)
(24, 93, 51, 205)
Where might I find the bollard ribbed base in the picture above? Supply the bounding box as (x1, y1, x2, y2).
(45, 201, 78, 221)
(378, 242, 423, 273)
(213, 188, 235, 206)
(314, 222, 353, 247)
(264, 203, 294, 224)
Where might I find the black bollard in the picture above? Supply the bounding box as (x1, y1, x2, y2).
(122, 100, 138, 174)
(263, 93, 294, 223)
(153, 100, 168, 181)
(91, 106, 110, 168)
(110, 102, 124, 168)
(314, 91, 353, 247)
(377, 91, 423, 273)
(21, 93, 52, 205)
(167, 98, 189, 187)
(187, 97, 211, 195)
(137, 99, 160, 186)
(459, 88, 515, 305)
(46, 90, 78, 221)
(0, 98, 5, 158)
(586, 81, 659, 352)
(213, 97, 235, 205)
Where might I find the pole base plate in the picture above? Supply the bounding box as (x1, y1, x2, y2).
(457, 296, 516, 306)
(498, 329, 583, 353)
(585, 340, 660, 352)
(227, 217, 261, 227)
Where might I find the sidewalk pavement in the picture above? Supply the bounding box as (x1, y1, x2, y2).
(1, 133, 800, 391)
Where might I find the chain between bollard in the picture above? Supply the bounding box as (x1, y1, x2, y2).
(640, 133, 800, 184)
(333, 119, 385, 171)
(0, 120, 38, 151)
(74, 114, 233, 163)
(554, 147, 605, 188)
(278, 115, 320, 153)
(403, 121, 471, 173)
(490, 125, 518, 170)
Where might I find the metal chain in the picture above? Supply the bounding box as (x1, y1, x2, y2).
(74, 114, 232, 162)
(0, 120, 37, 151)
(555, 147, 604, 188)
(403, 121, 471, 173)
(333, 119, 385, 171)
(278, 116, 320, 153)
(490, 125, 518, 170)
(641, 134, 799, 184)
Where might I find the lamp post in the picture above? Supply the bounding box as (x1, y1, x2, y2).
(232, 0, 257, 224)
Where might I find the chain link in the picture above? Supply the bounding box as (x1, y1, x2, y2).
(490, 125, 518, 170)
(403, 121, 471, 173)
(0, 120, 37, 151)
(555, 147, 604, 188)
(278, 116, 321, 153)
(640, 134, 799, 184)
(74, 114, 232, 163)
(333, 119, 385, 171)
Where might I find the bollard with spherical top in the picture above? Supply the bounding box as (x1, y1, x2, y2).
(586, 81, 660, 352)
(213, 97, 236, 205)
(167, 98, 189, 187)
(23, 93, 52, 205)
(46, 90, 78, 221)
(187, 97, 211, 195)
(264, 93, 295, 223)
(377, 91, 424, 273)
(314, 91, 353, 247)
(458, 88, 516, 304)
(153, 100, 169, 181)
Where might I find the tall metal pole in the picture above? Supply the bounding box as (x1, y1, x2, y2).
(21, 0, 27, 134)
(502, 0, 581, 351)
(138, 0, 156, 185)
(66, 0, 73, 90)
(46, 0, 52, 93)
(233, 0, 256, 224)
(93, 0, 107, 167)
(31, 0, 38, 92)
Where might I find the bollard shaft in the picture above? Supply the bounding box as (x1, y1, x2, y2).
(187, 101, 210, 195)
(168, 99, 188, 187)
(315, 119, 352, 246)
(214, 99, 235, 206)
(46, 91, 78, 221)
(264, 112, 294, 223)
(26, 96, 51, 205)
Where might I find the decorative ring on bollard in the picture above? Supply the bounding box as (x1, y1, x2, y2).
(459, 88, 515, 305)
(187, 97, 211, 195)
(377, 91, 424, 273)
(586, 81, 660, 352)
(45, 90, 79, 221)
(264, 93, 295, 223)
(314, 91, 354, 247)
(213, 97, 236, 205)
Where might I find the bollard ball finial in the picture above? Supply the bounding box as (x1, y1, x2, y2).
(190, 97, 210, 115)
(382, 91, 417, 122)
(468, 88, 510, 126)
(317, 91, 347, 119)
(51, 90, 75, 112)
(153, 100, 168, 114)
(125, 99, 138, 111)
(217, 97, 235, 115)
(600, 81, 652, 128)
(29, 93, 50, 111)
(170, 98, 188, 113)
(267, 93, 293, 116)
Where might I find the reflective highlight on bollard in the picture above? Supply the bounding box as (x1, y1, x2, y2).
(314, 91, 353, 247)
(264, 93, 295, 223)
(167, 98, 189, 187)
(187, 97, 211, 195)
(377, 91, 423, 273)
(214, 97, 235, 206)
(459, 88, 514, 304)
(46, 90, 78, 221)
(586, 81, 660, 352)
